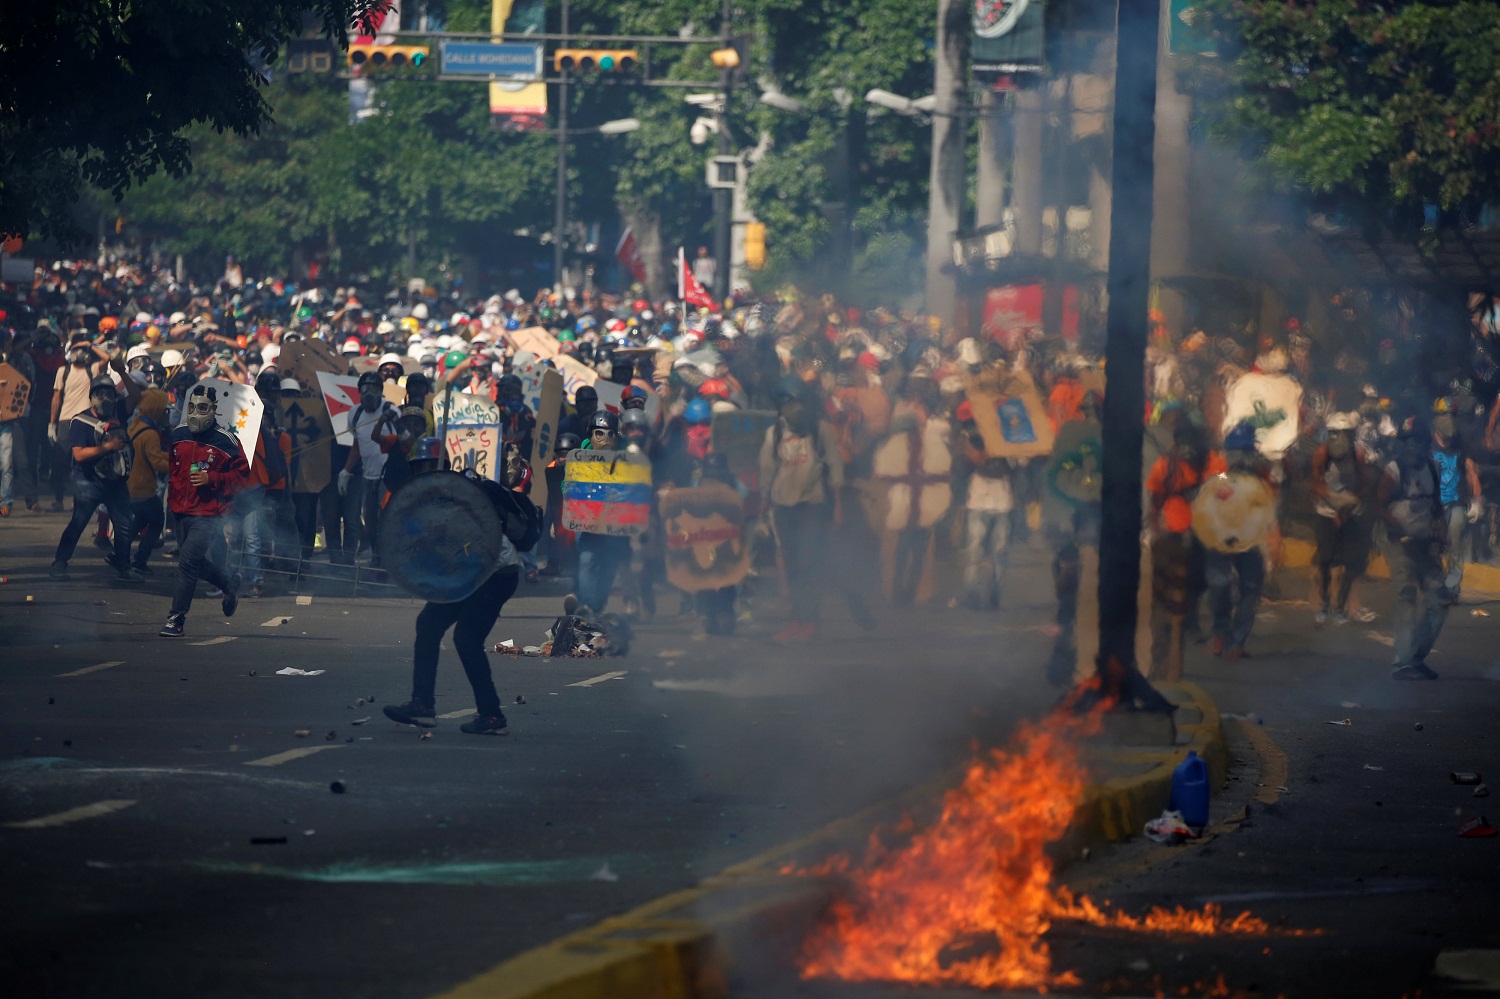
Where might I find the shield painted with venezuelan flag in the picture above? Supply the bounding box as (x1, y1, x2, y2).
(562, 449, 653, 537)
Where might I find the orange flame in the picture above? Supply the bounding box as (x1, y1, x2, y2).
(792, 698, 1304, 990)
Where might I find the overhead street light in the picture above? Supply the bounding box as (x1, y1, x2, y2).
(595, 117, 640, 135)
(758, 89, 804, 114)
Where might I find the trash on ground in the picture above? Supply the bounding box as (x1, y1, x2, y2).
(1340, 701, 1361, 709)
(293, 728, 311, 738)
(1457, 816, 1498, 838)
(329, 781, 346, 794)
(1452, 772, 1485, 785)
(1367, 632, 1396, 647)
(350, 717, 370, 726)
(1473, 608, 1491, 618)
(261, 616, 293, 627)
(1363, 764, 1384, 771)
(250, 837, 288, 845)
(590, 863, 620, 882)
(1144, 809, 1199, 845)
(275, 667, 325, 676)
(1416, 723, 1425, 731)
(1475, 784, 1491, 799)
(92, 600, 107, 606)
(514, 695, 526, 704)
(419, 731, 433, 741)
(324, 731, 337, 741)
(1326, 718, 1353, 727)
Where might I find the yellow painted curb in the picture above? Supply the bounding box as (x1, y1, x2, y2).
(431, 684, 1227, 999)
(1283, 535, 1500, 591)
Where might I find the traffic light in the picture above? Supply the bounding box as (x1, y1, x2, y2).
(348, 45, 430, 69)
(710, 47, 740, 70)
(744, 222, 766, 270)
(553, 49, 638, 73)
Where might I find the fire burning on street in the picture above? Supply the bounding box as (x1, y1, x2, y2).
(789, 700, 1308, 990)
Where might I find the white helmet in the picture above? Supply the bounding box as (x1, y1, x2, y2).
(261, 344, 281, 364)
(378, 352, 402, 365)
(168, 311, 187, 325)
(125, 344, 151, 362)
(411, 302, 429, 321)
(1326, 412, 1359, 432)
(376, 319, 397, 335)
(160, 349, 184, 367)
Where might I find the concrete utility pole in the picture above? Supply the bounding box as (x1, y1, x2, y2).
(925, 0, 968, 324)
(975, 86, 1008, 231)
(712, 0, 733, 302)
(552, 0, 570, 293)
(1094, 0, 1173, 711)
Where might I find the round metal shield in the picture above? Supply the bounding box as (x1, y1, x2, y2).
(378, 470, 504, 603)
(1190, 472, 1276, 554)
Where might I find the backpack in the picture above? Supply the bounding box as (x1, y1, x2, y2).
(487, 481, 545, 553)
(1388, 458, 1441, 541)
(74, 413, 132, 481)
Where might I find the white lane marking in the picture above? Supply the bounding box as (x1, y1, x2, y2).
(568, 671, 628, 688)
(261, 616, 294, 627)
(58, 660, 125, 677)
(438, 709, 477, 719)
(295, 595, 313, 606)
(191, 636, 238, 647)
(5, 799, 137, 829)
(244, 746, 343, 767)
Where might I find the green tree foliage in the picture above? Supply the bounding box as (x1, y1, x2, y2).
(0, 0, 384, 244)
(1195, 0, 1500, 224)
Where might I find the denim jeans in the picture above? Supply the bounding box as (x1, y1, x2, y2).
(170, 515, 235, 619)
(1386, 536, 1452, 669)
(576, 533, 631, 613)
(233, 485, 268, 584)
(1205, 548, 1265, 649)
(340, 476, 384, 563)
(411, 568, 520, 717)
(0, 420, 18, 505)
(1442, 502, 1469, 594)
(55, 476, 133, 567)
(772, 502, 830, 623)
(963, 509, 1011, 608)
(130, 495, 165, 568)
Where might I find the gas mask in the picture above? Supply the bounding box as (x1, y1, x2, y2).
(501, 445, 528, 489)
(89, 389, 115, 416)
(359, 389, 381, 412)
(68, 348, 91, 366)
(1327, 433, 1352, 460)
(504, 397, 524, 414)
(184, 391, 217, 434)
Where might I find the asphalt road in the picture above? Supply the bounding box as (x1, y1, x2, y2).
(1, 510, 1061, 999)
(7, 507, 1500, 999)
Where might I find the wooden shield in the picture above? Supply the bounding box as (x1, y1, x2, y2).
(1191, 472, 1276, 553)
(562, 449, 652, 536)
(281, 340, 344, 394)
(660, 483, 750, 592)
(0, 363, 31, 422)
(278, 397, 334, 494)
(379, 471, 505, 603)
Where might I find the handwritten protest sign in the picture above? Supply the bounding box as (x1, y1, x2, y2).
(562, 449, 652, 537)
(445, 425, 503, 481)
(433, 387, 502, 429)
(660, 483, 750, 592)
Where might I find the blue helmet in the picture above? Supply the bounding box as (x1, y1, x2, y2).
(684, 397, 712, 425)
(504, 317, 521, 331)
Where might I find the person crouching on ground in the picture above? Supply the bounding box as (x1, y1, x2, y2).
(384, 442, 542, 735)
(160, 383, 249, 637)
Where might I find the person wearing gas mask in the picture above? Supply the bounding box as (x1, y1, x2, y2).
(1379, 416, 1450, 680)
(558, 385, 599, 441)
(159, 384, 249, 637)
(47, 333, 107, 511)
(497, 374, 536, 459)
(49, 376, 137, 581)
(1430, 400, 1483, 599)
(1310, 413, 1377, 624)
(383, 446, 542, 736)
(563, 411, 635, 616)
(336, 371, 400, 568)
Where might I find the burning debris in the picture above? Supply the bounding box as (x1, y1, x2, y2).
(788, 702, 1311, 990)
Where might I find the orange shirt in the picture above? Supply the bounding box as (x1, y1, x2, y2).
(1146, 452, 1228, 533)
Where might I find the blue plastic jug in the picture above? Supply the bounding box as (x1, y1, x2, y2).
(1169, 750, 1210, 828)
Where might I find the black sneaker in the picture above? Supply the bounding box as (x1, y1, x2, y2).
(460, 713, 509, 736)
(222, 572, 242, 618)
(383, 701, 437, 728)
(93, 534, 112, 551)
(1392, 664, 1438, 681)
(49, 560, 69, 581)
(104, 554, 139, 582)
(159, 614, 185, 638)
(130, 563, 153, 576)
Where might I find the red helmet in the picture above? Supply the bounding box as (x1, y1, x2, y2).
(698, 378, 731, 400)
(632, 298, 649, 313)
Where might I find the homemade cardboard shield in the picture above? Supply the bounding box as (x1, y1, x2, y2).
(444, 424, 503, 481)
(0, 363, 31, 422)
(965, 366, 1055, 459)
(315, 371, 364, 446)
(872, 421, 953, 531)
(278, 397, 334, 494)
(527, 367, 564, 513)
(711, 409, 777, 478)
(660, 482, 750, 592)
(281, 339, 344, 394)
(1047, 419, 1104, 505)
(505, 325, 561, 358)
(379, 471, 506, 603)
(191, 378, 261, 466)
(562, 449, 652, 537)
(1222, 372, 1302, 459)
(1191, 472, 1276, 553)
(432, 386, 502, 431)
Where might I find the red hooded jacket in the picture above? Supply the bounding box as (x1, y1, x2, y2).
(168, 423, 249, 517)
